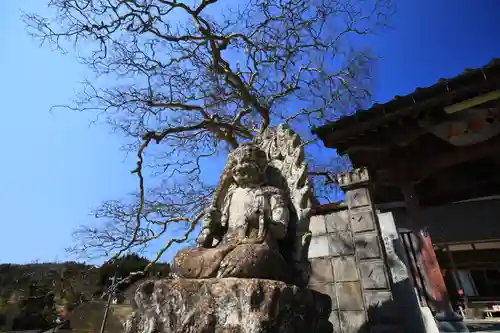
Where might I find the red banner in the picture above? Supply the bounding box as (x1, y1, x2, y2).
(419, 230, 451, 313)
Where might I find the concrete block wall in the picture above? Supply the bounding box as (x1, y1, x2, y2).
(308, 168, 405, 333)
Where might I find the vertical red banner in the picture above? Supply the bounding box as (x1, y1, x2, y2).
(419, 230, 451, 314)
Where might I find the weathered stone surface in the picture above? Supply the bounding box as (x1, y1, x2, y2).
(337, 282, 364, 311)
(329, 311, 341, 332)
(308, 235, 330, 258)
(328, 232, 355, 256)
(337, 168, 370, 189)
(125, 278, 332, 333)
(309, 232, 357, 259)
(174, 242, 292, 283)
(360, 261, 389, 289)
(310, 258, 334, 284)
(310, 215, 327, 235)
(355, 233, 381, 259)
(332, 256, 358, 282)
(346, 188, 371, 208)
(339, 311, 367, 333)
(309, 283, 338, 310)
(350, 209, 375, 233)
(325, 210, 350, 232)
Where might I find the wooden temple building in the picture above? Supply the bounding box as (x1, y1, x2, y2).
(313, 59, 500, 321)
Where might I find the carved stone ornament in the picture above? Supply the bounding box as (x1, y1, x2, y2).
(126, 125, 331, 333)
(336, 167, 370, 189)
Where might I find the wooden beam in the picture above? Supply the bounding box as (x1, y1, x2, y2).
(419, 181, 500, 207)
(381, 134, 500, 183)
(339, 112, 448, 155)
(416, 166, 500, 200)
(341, 124, 428, 154)
(415, 135, 500, 181)
(436, 249, 500, 269)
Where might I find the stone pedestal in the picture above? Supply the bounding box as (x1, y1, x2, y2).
(125, 278, 332, 333)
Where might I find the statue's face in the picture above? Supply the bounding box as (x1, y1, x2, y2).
(230, 143, 267, 186)
(232, 159, 263, 186)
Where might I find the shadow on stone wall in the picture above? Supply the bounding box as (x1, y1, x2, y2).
(389, 235, 427, 333)
(308, 209, 430, 333)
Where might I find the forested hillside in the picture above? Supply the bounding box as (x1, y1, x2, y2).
(0, 254, 170, 330)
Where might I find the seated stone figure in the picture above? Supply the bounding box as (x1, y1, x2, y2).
(172, 126, 313, 285)
(125, 126, 333, 333)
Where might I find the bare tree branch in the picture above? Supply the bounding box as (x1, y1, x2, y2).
(26, 0, 393, 268)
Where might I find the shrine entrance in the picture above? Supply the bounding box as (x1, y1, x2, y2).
(313, 59, 500, 322)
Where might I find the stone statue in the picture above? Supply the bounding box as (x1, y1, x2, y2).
(172, 125, 313, 285)
(125, 125, 332, 333)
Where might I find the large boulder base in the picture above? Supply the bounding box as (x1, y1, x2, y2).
(125, 278, 332, 333)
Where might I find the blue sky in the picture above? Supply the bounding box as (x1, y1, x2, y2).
(1, 0, 499, 264)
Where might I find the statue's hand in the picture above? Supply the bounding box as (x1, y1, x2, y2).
(269, 204, 289, 239)
(196, 207, 223, 247)
(196, 227, 212, 247)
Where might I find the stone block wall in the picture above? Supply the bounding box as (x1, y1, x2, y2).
(307, 169, 406, 333)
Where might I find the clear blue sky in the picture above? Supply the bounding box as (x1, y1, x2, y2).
(1, 0, 499, 264)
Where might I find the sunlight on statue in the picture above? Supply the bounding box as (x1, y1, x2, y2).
(172, 125, 313, 285)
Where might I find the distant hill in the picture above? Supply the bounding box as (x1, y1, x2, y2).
(0, 254, 170, 331)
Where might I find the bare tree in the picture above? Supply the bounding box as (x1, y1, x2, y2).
(25, 0, 392, 267)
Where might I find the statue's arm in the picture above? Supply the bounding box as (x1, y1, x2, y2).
(196, 212, 215, 247)
(196, 207, 223, 247)
(269, 192, 289, 239)
(196, 190, 233, 247)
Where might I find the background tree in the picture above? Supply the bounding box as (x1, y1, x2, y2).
(25, 0, 392, 269)
(98, 254, 171, 291)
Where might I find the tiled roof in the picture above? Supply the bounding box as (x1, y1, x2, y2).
(312, 58, 500, 140)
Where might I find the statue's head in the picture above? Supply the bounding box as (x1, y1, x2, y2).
(228, 143, 267, 186)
